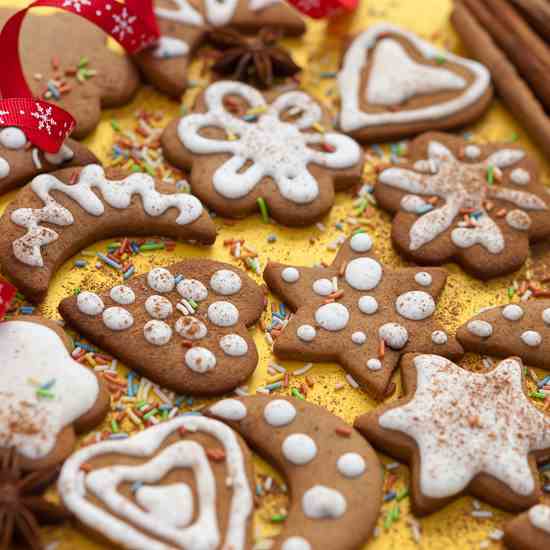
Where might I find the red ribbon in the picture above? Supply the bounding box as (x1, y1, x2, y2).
(0, 0, 159, 153)
(286, 0, 357, 19)
(0, 280, 16, 320)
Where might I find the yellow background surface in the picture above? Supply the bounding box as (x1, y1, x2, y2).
(0, 0, 549, 548)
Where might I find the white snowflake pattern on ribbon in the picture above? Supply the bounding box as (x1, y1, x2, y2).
(0, 110, 8, 125)
(31, 103, 57, 135)
(62, 0, 92, 12)
(112, 7, 137, 41)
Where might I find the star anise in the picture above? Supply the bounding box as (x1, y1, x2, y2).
(209, 27, 301, 88)
(0, 448, 71, 550)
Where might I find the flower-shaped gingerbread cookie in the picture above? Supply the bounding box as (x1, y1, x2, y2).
(263, 232, 463, 399)
(375, 132, 550, 279)
(59, 259, 265, 396)
(355, 354, 550, 516)
(504, 505, 550, 550)
(162, 81, 365, 226)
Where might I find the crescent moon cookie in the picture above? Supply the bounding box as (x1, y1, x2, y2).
(134, 0, 305, 97)
(59, 259, 265, 396)
(161, 80, 365, 227)
(504, 504, 550, 550)
(374, 132, 550, 279)
(205, 395, 383, 550)
(0, 316, 109, 471)
(0, 164, 216, 303)
(337, 23, 493, 142)
(355, 354, 550, 516)
(58, 414, 255, 550)
(0, 8, 140, 139)
(263, 232, 463, 400)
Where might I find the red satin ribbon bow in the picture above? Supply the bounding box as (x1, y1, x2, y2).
(286, 0, 357, 19)
(0, 280, 16, 320)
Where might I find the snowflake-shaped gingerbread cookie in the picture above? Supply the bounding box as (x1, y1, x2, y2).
(263, 232, 463, 399)
(375, 132, 550, 279)
(162, 81, 364, 226)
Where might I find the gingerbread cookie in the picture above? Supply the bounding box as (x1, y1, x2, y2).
(206, 395, 383, 550)
(134, 0, 305, 97)
(0, 8, 140, 139)
(375, 132, 550, 279)
(162, 81, 365, 226)
(58, 414, 255, 549)
(504, 504, 550, 550)
(355, 354, 550, 516)
(0, 316, 109, 471)
(457, 300, 550, 370)
(263, 233, 463, 399)
(337, 23, 493, 143)
(0, 164, 216, 303)
(59, 259, 265, 396)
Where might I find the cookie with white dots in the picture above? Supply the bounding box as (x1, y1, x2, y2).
(59, 259, 265, 396)
(263, 232, 464, 399)
(504, 505, 550, 550)
(205, 395, 383, 550)
(457, 300, 550, 370)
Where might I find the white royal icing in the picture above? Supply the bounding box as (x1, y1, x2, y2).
(208, 301, 239, 327)
(350, 232, 373, 253)
(401, 194, 429, 213)
(521, 330, 542, 347)
(263, 400, 297, 427)
(414, 272, 432, 286)
(506, 209, 531, 231)
(395, 291, 435, 321)
(464, 145, 481, 160)
(502, 304, 524, 321)
(148, 268, 176, 294)
(529, 504, 550, 535)
(543, 308, 550, 326)
(136, 483, 194, 528)
(351, 331, 367, 345)
(315, 303, 350, 331)
(302, 485, 347, 519)
(467, 320, 493, 338)
(44, 144, 74, 166)
(431, 330, 448, 345)
(0, 127, 27, 150)
(153, 35, 189, 59)
(77, 291, 104, 316)
(344, 257, 383, 291)
(0, 156, 9, 179)
(177, 81, 361, 205)
(185, 347, 217, 373)
(337, 452, 366, 478)
(177, 279, 208, 302)
(282, 433, 317, 465)
(209, 398, 247, 421)
(210, 269, 242, 295)
(510, 168, 530, 186)
(282, 267, 300, 283)
(110, 285, 135, 305)
(367, 358, 382, 371)
(358, 295, 378, 315)
(312, 278, 334, 296)
(175, 317, 208, 340)
(297, 324, 317, 342)
(282, 537, 312, 550)
(219, 334, 248, 356)
(103, 307, 134, 331)
(379, 323, 408, 349)
(144, 320, 173, 346)
(145, 295, 173, 320)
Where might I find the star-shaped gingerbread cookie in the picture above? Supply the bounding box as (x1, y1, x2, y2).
(504, 504, 550, 550)
(263, 232, 463, 399)
(355, 354, 550, 516)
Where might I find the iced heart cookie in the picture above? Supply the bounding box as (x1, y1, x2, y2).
(338, 23, 493, 142)
(161, 81, 365, 226)
(134, 0, 305, 97)
(59, 259, 265, 396)
(263, 232, 463, 399)
(0, 164, 216, 303)
(457, 300, 550, 370)
(0, 8, 140, 139)
(355, 354, 550, 516)
(375, 132, 550, 279)
(0, 316, 109, 471)
(504, 505, 550, 550)
(206, 395, 383, 550)
(58, 414, 255, 549)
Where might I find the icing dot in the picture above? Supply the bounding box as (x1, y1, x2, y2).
(431, 330, 448, 345)
(312, 278, 333, 296)
(350, 232, 373, 252)
(209, 398, 247, 420)
(358, 295, 378, 315)
(219, 334, 248, 356)
(521, 330, 542, 347)
(282, 267, 300, 283)
(0, 157, 9, 179)
(345, 257, 383, 291)
(337, 452, 366, 478)
(415, 272, 432, 286)
(395, 291, 435, 320)
(302, 485, 347, 519)
(510, 167, 530, 185)
(464, 145, 481, 160)
(378, 323, 408, 350)
(506, 209, 531, 231)
(401, 194, 428, 213)
(143, 320, 172, 346)
(210, 269, 242, 295)
(467, 320, 493, 338)
(282, 434, 317, 465)
(315, 303, 350, 331)
(77, 291, 104, 316)
(367, 358, 382, 371)
(145, 295, 173, 320)
(502, 304, 524, 321)
(352, 331, 367, 345)
(110, 285, 135, 305)
(102, 307, 134, 331)
(177, 278, 208, 302)
(263, 400, 297, 427)
(542, 308, 550, 325)
(297, 324, 316, 342)
(185, 347, 216, 373)
(175, 316, 208, 340)
(282, 537, 312, 550)
(147, 268, 175, 293)
(0, 127, 27, 150)
(44, 144, 74, 165)
(207, 301, 239, 327)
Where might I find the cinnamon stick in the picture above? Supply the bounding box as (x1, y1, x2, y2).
(510, 0, 550, 42)
(452, 0, 550, 158)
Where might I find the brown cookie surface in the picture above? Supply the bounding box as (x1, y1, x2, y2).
(58, 414, 255, 549)
(162, 81, 365, 226)
(337, 23, 493, 142)
(263, 233, 463, 400)
(374, 132, 550, 279)
(355, 354, 550, 516)
(59, 259, 265, 396)
(503, 505, 550, 550)
(205, 395, 383, 550)
(0, 316, 109, 471)
(0, 164, 216, 303)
